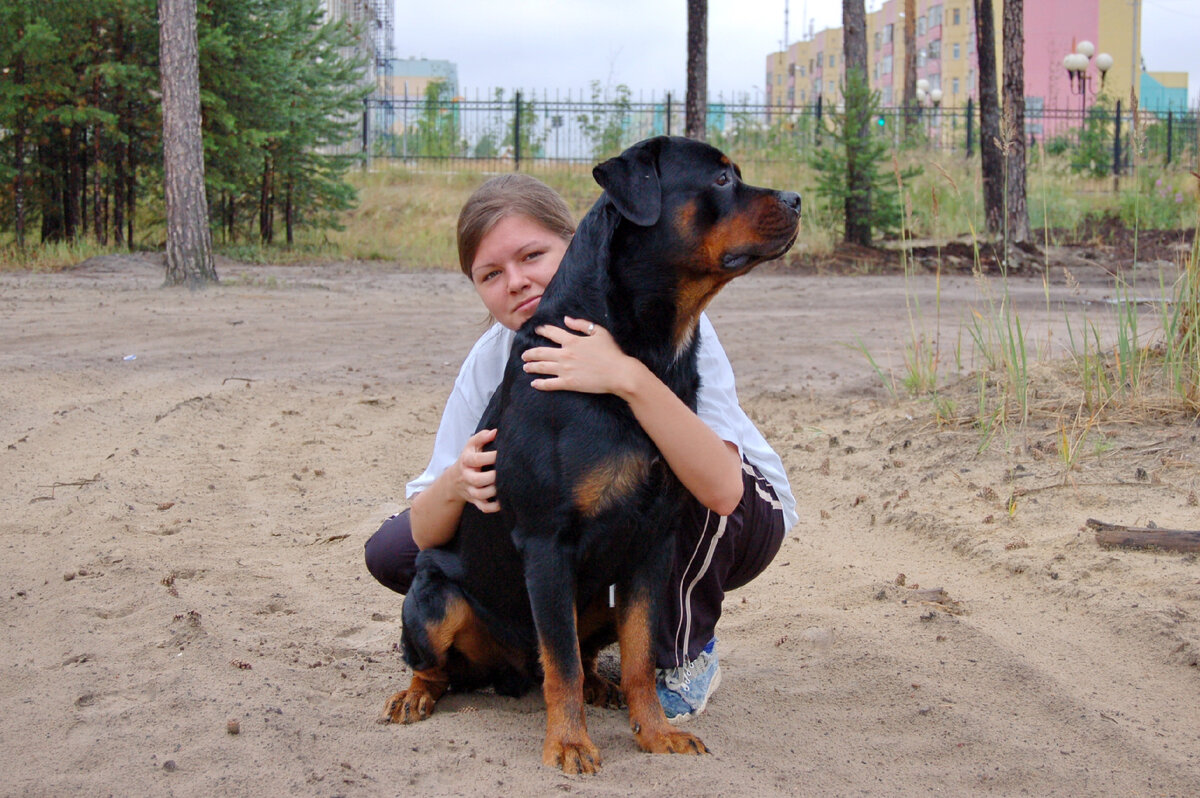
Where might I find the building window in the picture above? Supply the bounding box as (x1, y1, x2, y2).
(875, 32, 882, 50)
(917, 16, 926, 37)
(929, 5, 943, 28)
(800, 65, 806, 77)
(953, 43, 960, 59)
(881, 55, 893, 75)
(952, 77, 960, 95)
(830, 54, 836, 68)
(953, 7, 961, 25)
(883, 23, 893, 44)
(817, 52, 823, 68)
(928, 39, 941, 60)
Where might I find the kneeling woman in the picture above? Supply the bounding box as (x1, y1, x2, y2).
(365, 174, 797, 720)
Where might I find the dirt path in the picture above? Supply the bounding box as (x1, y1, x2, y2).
(1, 256, 1196, 796)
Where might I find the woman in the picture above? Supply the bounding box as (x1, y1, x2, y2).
(366, 173, 797, 721)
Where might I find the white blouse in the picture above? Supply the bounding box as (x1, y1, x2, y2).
(406, 313, 797, 533)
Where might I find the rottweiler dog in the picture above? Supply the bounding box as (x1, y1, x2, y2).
(380, 136, 801, 774)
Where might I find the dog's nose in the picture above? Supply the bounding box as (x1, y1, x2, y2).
(779, 191, 802, 213)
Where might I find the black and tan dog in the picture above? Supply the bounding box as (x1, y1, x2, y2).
(380, 136, 800, 774)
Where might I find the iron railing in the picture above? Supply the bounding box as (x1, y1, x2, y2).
(357, 92, 1200, 175)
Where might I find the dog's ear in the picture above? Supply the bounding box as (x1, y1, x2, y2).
(593, 137, 663, 227)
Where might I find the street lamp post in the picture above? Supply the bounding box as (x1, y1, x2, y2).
(1063, 40, 1114, 122)
(915, 79, 942, 144)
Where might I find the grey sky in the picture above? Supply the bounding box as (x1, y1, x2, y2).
(394, 1, 1198, 105)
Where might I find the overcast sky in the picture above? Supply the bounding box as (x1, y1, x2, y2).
(394, 1, 1199, 105)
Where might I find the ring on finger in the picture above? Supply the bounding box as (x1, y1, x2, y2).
(587, 322, 595, 336)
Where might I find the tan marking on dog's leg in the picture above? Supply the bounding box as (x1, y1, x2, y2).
(539, 641, 601, 774)
(618, 596, 708, 756)
(379, 596, 511, 725)
(379, 670, 450, 724)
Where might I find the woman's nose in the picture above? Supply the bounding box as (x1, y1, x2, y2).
(507, 265, 531, 292)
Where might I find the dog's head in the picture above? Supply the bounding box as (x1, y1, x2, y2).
(592, 136, 801, 348)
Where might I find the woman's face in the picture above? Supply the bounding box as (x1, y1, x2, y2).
(469, 214, 568, 330)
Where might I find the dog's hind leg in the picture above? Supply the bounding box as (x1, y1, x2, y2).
(524, 542, 602, 774)
(616, 578, 709, 756)
(379, 572, 500, 725)
(579, 598, 623, 710)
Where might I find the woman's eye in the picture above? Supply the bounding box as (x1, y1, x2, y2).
(480, 269, 501, 283)
(523, 250, 543, 262)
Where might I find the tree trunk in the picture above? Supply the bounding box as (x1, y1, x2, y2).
(159, 0, 216, 287)
(973, 0, 1003, 235)
(685, 0, 707, 140)
(112, 135, 126, 248)
(38, 125, 66, 243)
(259, 153, 274, 244)
(1002, 0, 1030, 245)
(126, 147, 136, 247)
(12, 37, 27, 250)
(903, 0, 917, 136)
(843, 0, 871, 246)
(92, 125, 106, 245)
(66, 125, 83, 239)
(285, 179, 294, 247)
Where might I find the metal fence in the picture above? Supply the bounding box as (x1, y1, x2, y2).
(359, 92, 1200, 175)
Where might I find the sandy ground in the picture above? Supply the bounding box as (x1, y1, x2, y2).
(1, 254, 1198, 797)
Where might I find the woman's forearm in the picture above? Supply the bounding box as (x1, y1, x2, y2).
(617, 362, 744, 516)
(408, 470, 467, 549)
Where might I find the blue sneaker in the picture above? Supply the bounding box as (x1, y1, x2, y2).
(656, 639, 721, 723)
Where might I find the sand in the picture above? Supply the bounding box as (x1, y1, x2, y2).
(1, 254, 1198, 797)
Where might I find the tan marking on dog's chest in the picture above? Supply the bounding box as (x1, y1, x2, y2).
(574, 452, 653, 518)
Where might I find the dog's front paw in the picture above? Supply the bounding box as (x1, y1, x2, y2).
(377, 688, 436, 724)
(543, 735, 602, 775)
(634, 726, 709, 756)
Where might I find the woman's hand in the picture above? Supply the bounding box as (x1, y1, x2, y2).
(451, 427, 500, 513)
(521, 316, 641, 396)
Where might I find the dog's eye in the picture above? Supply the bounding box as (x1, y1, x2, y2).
(715, 172, 730, 187)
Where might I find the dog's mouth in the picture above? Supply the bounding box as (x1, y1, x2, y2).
(721, 225, 801, 272)
(720, 193, 801, 272)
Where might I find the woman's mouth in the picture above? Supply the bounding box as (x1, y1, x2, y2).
(515, 295, 541, 315)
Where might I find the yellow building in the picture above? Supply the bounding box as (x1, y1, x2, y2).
(766, 0, 1154, 112)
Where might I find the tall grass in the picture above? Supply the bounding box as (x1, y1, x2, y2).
(855, 137, 1199, 455)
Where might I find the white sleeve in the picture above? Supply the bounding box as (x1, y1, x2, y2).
(695, 313, 798, 533)
(695, 315, 742, 451)
(405, 324, 512, 499)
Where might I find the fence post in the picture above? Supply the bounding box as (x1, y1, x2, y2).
(815, 94, 823, 147)
(1112, 99, 1122, 180)
(666, 92, 672, 136)
(362, 99, 369, 170)
(966, 97, 974, 158)
(1167, 110, 1174, 165)
(514, 91, 522, 171)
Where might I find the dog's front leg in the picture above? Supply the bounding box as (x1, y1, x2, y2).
(617, 581, 709, 756)
(524, 545, 601, 775)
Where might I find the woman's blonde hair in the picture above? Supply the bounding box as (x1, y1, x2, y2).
(456, 174, 575, 278)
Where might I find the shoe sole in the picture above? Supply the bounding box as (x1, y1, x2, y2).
(665, 663, 721, 726)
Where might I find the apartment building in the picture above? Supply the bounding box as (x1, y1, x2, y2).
(765, 0, 1181, 113)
